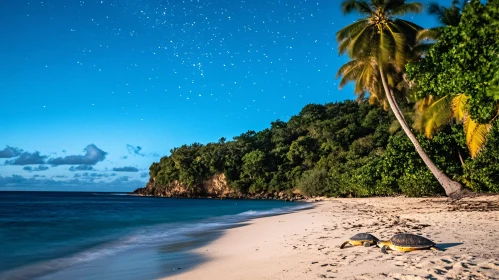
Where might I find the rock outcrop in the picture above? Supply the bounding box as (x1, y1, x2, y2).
(133, 173, 305, 201)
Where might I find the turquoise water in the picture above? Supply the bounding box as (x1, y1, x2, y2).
(0, 191, 309, 279)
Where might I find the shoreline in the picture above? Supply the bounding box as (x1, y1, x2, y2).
(168, 196, 499, 279)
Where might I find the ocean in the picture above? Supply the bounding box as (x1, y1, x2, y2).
(0, 191, 310, 279)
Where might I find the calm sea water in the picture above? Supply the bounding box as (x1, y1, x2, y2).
(0, 191, 309, 279)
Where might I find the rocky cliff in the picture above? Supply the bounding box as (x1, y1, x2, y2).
(133, 173, 305, 201)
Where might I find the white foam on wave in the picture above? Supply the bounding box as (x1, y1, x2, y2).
(236, 203, 312, 218)
(91, 192, 128, 196)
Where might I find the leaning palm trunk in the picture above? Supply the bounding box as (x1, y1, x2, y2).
(379, 66, 465, 199)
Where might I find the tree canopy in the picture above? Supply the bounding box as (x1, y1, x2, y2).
(141, 100, 499, 198)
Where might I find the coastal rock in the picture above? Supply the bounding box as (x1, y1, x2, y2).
(132, 173, 306, 201)
(133, 174, 235, 198)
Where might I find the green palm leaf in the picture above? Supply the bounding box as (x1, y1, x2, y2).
(338, 38, 352, 55)
(451, 94, 468, 120)
(414, 94, 495, 158)
(416, 28, 441, 41)
(336, 20, 369, 42)
(349, 26, 374, 58)
(413, 95, 453, 138)
(342, 0, 373, 15)
(337, 57, 385, 104)
(379, 29, 395, 66)
(394, 19, 423, 45)
(385, 23, 407, 67)
(336, 60, 361, 78)
(463, 114, 492, 158)
(382, 0, 405, 11)
(338, 62, 364, 88)
(428, 2, 445, 18)
(428, 0, 466, 26)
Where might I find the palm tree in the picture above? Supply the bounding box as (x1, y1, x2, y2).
(336, 0, 466, 198)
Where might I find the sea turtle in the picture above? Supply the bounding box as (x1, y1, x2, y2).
(340, 233, 379, 249)
(377, 233, 443, 253)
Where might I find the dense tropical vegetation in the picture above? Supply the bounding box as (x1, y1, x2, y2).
(137, 0, 499, 199)
(140, 100, 499, 198)
(408, 0, 499, 157)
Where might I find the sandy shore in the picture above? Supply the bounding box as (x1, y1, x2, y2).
(168, 195, 499, 280)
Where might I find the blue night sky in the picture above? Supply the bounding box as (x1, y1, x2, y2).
(0, 0, 447, 191)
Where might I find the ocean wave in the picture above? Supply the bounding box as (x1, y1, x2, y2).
(0, 202, 312, 280)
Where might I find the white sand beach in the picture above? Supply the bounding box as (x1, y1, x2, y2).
(169, 195, 499, 280)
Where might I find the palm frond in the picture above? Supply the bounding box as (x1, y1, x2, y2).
(413, 95, 451, 137)
(442, 5, 461, 26)
(368, 78, 385, 105)
(416, 28, 441, 41)
(428, 2, 445, 18)
(382, 99, 389, 111)
(463, 114, 492, 158)
(414, 95, 435, 113)
(370, 0, 383, 9)
(420, 95, 453, 138)
(336, 20, 369, 42)
(338, 62, 364, 88)
(428, 1, 464, 26)
(379, 29, 393, 67)
(363, 63, 375, 88)
(389, 119, 401, 133)
(338, 38, 352, 55)
(341, 0, 373, 15)
(359, 66, 377, 96)
(384, 0, 412, 12)
(388, 3, 424, 16)
(386, 23, 406, 52)
(449, 94, 492, 158)
(336, 59, 361, 78)
(451, 94, 469, 121)
(355, 77, 366, 95)
(422, 115, 437, 138)
(349, 26, 374, 58)
(394, 19, 424, 33)
(385, 23, 407, 67)
(355, 90, 367, 102)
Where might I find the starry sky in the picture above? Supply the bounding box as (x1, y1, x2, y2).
(0, 0, 446, 191)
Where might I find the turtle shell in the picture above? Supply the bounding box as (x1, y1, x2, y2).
(350, 233, 379, 242)
(390, 234, 435, 248)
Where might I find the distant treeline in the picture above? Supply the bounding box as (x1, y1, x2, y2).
(146, 100, 499, 197)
